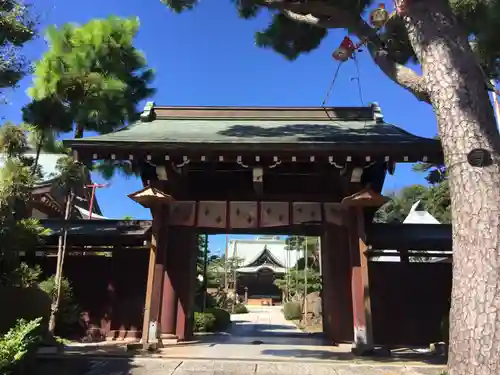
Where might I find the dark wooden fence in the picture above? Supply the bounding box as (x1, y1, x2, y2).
(29, 249, 148, 340)
(369, 261, 452, 346)
(22, 251, 451, 345)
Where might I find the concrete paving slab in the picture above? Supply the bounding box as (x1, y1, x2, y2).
(256, 361, 339, 375)
(177, 360, 256, 372)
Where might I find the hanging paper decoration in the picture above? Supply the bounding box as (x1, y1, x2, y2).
(332, 37, 356, 62)
(370, 3, 389, 28)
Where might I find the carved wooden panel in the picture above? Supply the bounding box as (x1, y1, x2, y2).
(292, 202, 322, 224)
(323, 203, 345, 226)
(168, 201, 196, 226)
(197, 201, 227, 228)
(229, 201, 258, 229)
(260, 202, 290, 227)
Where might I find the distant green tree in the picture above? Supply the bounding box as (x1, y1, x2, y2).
(412, 137, 447, 185)
(412, 162, 447, 185)
(374, 184, 451, 224)
(0, 0, 37, 101)
(0, 123, 49, 285)
(275, 268, 322, 296)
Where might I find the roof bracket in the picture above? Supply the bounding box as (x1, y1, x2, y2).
(253, 167, 263, 195)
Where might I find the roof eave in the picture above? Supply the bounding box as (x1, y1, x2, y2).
(65, 139, 442, 154)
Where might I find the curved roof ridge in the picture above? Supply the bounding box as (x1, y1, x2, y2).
(244, 245, 286, 268)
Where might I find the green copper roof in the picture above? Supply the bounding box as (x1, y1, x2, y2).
(64, 104, 441, 153)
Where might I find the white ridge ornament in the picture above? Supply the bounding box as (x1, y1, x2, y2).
(370, 3, 389, 28)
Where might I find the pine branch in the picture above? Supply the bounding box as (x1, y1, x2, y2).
(261, 1, 431, 103)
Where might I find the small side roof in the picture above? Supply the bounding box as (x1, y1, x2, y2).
(40, 219, 152, 246)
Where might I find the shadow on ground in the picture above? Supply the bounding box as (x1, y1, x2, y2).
(34, 356, 138, 375)
(259, 348, 447, 365)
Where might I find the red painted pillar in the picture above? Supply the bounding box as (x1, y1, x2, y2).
(347, 208, 374, 355)
(141, 206, 167, 346)
(160, 225, 177, 339)
(173, 229, 198, 341)
(321, 224, 354, 343)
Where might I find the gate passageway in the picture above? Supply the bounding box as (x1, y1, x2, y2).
(153, 305, 356, 362)
(228, 306, 323, 344)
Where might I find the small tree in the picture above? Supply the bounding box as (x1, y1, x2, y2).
(26, 17, 154, 183)
(0, 123, 49, 284)
(47, 155, 87, 334)
(28, 16, 155, 139)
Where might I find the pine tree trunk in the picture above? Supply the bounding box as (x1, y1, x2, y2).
(402, 1, 500, 373)
(31, 133, 45, 176)
(48, 190, 73, 334)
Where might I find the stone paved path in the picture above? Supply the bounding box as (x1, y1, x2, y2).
(49, 305, 446, 373)
(153, 306, 444, 367)
(36, 357, 446, 375)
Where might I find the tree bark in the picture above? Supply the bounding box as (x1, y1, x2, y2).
(400, 1, 500, 374)
(31, 132, 45, 177)
(74, 123, 84, 139)
(48, 190, 73, 334)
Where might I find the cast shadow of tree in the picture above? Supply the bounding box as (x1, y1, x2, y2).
(259, 348, 447, 365)
(35, 355, 139, 375)
(216, 123, 420, 143)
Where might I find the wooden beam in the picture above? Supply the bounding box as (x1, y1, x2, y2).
(342, 186, 388, 208)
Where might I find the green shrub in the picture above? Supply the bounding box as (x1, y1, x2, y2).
(283, 302, 302, 320)
(194, 312, 216, 333)
(8, 263, 42, 288)
(0, 318, 42, 375)
(233, 304, 248, 314)
(38, 276, 80, 334)
(206, 308, 231, 332)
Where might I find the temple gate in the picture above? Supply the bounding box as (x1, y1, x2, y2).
(65, 103, 442, 354)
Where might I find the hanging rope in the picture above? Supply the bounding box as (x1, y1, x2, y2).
(322, 36, 368, 120)
(322, 61, 344, 107)
(322, 61, 344, 121)
(352, 53, 365, 106)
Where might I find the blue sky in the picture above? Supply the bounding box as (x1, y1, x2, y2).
(2, 0, 439, 255)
